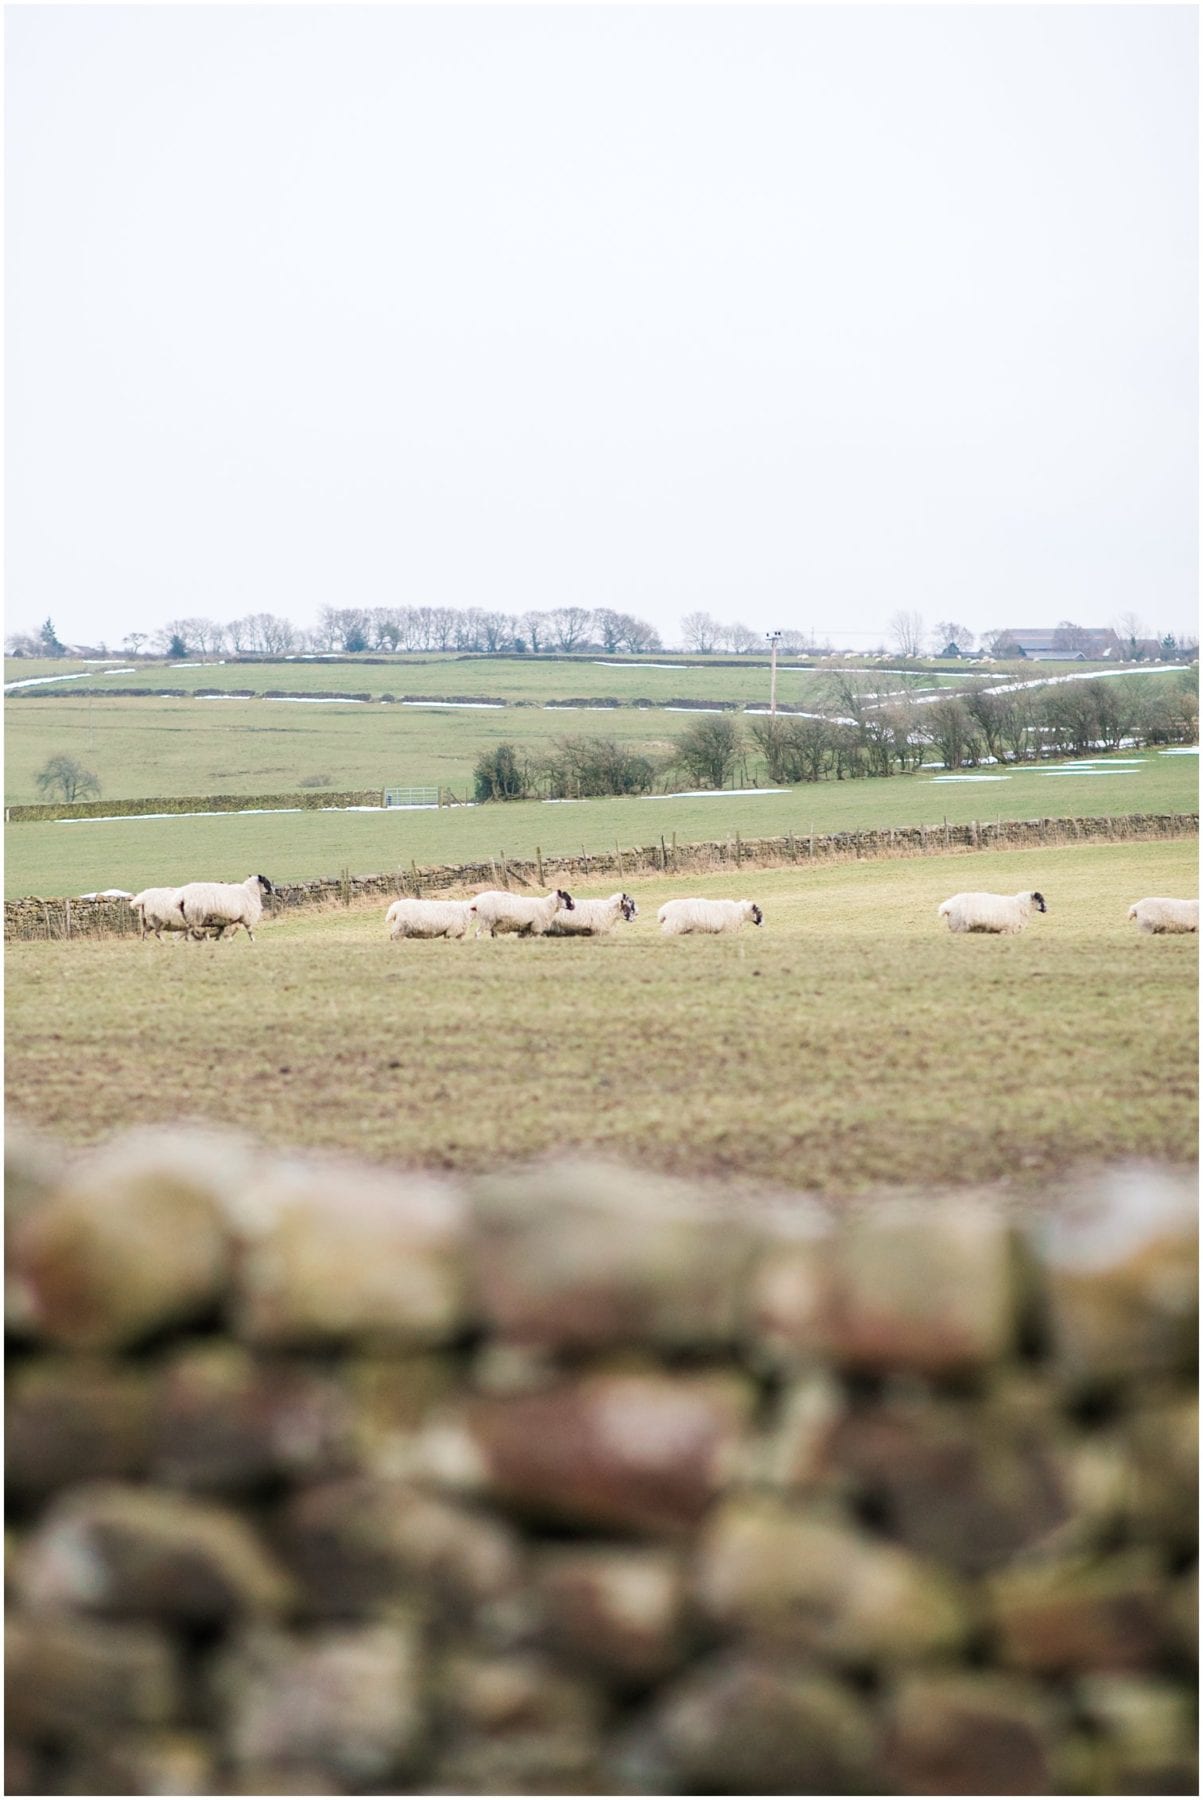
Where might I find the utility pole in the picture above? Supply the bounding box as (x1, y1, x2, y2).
(766, 631, 782, 715)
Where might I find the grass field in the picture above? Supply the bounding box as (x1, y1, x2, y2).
(6, 840, 1196, 1190)
(3, 651, 1015, 707)
(6, 657, 1192, 806)
(4, 747, 1197, 899)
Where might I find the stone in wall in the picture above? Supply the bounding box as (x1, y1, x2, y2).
(233, 1156, 469, 1345)
(8, 1359, 155, 1501)
(1033, 1166, 1198, 1382)
(616, 1653, 873, 1795)
(10, 1128, 250, 1349)
(460, 1369, 755, 1535)
(215, 1623, 423, 1783)
(470, 1160, 758, 1351)
(693, 1497, 969, 1663)
(988, 1551, 1172, 1674)
(533, 1545, 689, 1684)
(751, 1195, 1015, 1374)
(278, 1475, 524, 1621)
(16, 1483, 294, 1623)
(878, 1671, 1061, 1795)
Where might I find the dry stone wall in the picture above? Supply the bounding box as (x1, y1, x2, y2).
(5, 811, 1197, 940)
(5, 1129, 1197, 1795)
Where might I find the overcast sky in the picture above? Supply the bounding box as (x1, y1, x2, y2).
(6, 4, 1198, 651)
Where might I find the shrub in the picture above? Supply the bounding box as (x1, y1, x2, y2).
(540, 736, 658, 799)
(672, 714, 742, 789)
(473, 743, 533, 803)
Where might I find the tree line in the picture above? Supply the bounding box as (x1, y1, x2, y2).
(473, 673, 1199, 802)
(9, 608, 1195, 664)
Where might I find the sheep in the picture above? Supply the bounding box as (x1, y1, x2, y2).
(658, 898, 763, 935)
(176, 874, 275, 942)
(1127, 897, 1198, 935)
(385, 898, 474, 940)
(470, 888, 574, 938)
(546, 892, 638, 936)
(937, 890, 1047, 935)
(129, 887, 190, 942)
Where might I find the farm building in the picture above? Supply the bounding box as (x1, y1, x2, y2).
(1001, 627, 1121, 661)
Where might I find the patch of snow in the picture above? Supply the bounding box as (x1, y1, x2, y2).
(640, 788, 789, 800)
(930, 775, 1011, 783)
(1160, 746, 1200, 755)
(592, 661, 689, 670)
(4, 667, 136, 691)
(400, 700, 505, 709)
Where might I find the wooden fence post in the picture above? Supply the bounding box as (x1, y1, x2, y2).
(536, 847, 544, 886)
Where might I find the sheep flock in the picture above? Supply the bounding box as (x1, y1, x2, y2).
(123, 871, 1197, 947)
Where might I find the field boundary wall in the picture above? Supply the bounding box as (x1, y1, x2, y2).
(5, 811, 1197, 941)
(5, 1127, 1196, 1795)
(5, 790, 384, 824)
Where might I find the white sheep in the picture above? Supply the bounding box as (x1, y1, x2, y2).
(657, 898, 764, 935)
(176, 874, 275, 942)
(937, 890, 1047, 934)
(470, 888, 574, 938)
(129, 887, 190, 942)
(1127, 897, 1198, 935)
(546, 892, 638, 936)
(385, 898, 474, 940)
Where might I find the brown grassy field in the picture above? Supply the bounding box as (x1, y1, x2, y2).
(6, 839, 1196, 1192)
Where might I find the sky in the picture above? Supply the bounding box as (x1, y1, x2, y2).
(6, 4, 1198, 651)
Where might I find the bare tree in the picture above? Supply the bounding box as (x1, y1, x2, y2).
(36, 755, 101, 803)
(888, 610, 925, 658)
(1112, 611, 1147, 660)
(122, 631, 148, 657)
(727, 622, 760, 654)
(549, 606, 593, 652)
(1054, 621, 1090, 653)
(520, 611, 549, 654)
(618, 615, 662, 654)
(429, 607, 458, 651)
(479, 611, 516, 654)
(932, 621, 975, 654)
(593, 609, 625, 654)
(680, 611, 723, 653)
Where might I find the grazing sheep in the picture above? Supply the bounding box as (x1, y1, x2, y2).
(176, 874, 275, 942)
(547, 892, 638, 936)
(386, 898, 474, 940)
(470, 888, 574, 938)
(1127, 897, 1198, 935)
(937, 890, 1047, 935)
(658, 898, 763, 936)
(129, 887, 190, 942)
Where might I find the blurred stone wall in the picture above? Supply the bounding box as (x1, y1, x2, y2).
(5, 1130, 1197, 1795)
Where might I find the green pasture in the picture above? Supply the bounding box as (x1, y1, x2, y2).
(5, 749, 1197, 899)
(6, 840, 1196, 1190)
(4, 651, 993, 707)
(4, 691, 719, 807)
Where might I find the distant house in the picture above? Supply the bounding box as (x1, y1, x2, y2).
(1003, 628, 1120, 661)
(938, 641, 964, 659)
